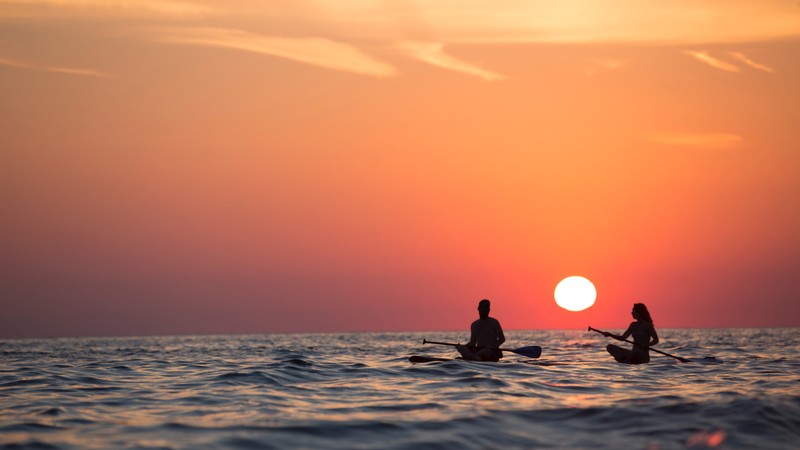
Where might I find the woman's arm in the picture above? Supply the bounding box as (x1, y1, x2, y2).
(649, 325, 659, 346)
(604, 323, 634, 341)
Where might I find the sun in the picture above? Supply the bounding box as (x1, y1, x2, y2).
(554, 276, 597, 312)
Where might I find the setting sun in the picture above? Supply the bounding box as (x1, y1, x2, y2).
(554, 276, 597, 312)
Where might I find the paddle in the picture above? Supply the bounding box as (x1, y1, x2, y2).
(422, 339, 542, 358)
(588, 326, 690, 363)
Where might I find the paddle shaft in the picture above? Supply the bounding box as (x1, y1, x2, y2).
(588, 327, 689, 362)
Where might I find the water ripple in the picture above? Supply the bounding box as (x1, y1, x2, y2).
(0, 329, 798, 449)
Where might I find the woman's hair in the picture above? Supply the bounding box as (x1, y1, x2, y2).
(633, 303, 654, 324)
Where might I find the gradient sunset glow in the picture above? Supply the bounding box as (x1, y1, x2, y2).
(2, 1, 799, 338)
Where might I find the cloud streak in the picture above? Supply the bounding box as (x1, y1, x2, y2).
(0, 0, 212, 18)
(683, 51, 740, 73)
(1, 2, 793, 82)
(729, 52, 775, 73)
(45, 66, 111, 77)
(308, 1, 800, 45)
(645, 132, 743, 149)
(8, 1, 798, 45)
(397, 41, 504, 81)
(0, 55, 33, 69)
(0, 53, 111, 77)
(151, 27, 396, 77)
(582, 58, 628, 78)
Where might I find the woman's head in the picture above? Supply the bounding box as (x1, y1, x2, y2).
(632, 303, 653, 323)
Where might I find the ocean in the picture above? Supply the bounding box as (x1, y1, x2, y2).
(1, 328, 798, 449)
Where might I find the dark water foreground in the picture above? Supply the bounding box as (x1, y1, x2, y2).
(1, 329, 799, 449)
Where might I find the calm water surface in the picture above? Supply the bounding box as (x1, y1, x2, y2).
(1, 328, 799, 449)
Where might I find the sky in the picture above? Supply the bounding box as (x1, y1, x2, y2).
(2, 1, 799, 338)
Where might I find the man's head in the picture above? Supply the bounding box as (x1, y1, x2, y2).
(478, 299, 491, 319)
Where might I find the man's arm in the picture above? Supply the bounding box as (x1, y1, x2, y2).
(495, 320, 505, 347)
(467, 322, 477, 347)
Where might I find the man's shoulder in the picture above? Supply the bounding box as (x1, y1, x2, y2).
(484, 317, 502, 327)
(472, 317, 503, 326)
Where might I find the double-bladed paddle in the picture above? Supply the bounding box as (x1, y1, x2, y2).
(588, 326, 690, 363)
(422, 339, 542, 358)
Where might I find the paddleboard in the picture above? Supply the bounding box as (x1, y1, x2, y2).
(408, 356, 455, 363)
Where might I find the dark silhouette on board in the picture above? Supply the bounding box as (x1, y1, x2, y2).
(456, 299, 506, 362)
(601, 303, 660, 364)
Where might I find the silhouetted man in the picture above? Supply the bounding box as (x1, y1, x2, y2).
(457, 299, 505, 361)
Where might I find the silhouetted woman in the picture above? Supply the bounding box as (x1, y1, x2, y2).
(604, 303, 659, 364)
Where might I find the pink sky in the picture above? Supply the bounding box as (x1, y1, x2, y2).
(1, 1, 799, 338)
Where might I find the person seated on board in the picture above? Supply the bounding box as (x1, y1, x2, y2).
(603, 303, 659, 364)
(456, 299, 505, 362)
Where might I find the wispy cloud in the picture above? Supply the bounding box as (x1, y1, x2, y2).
(683, 51, 740, 73)
(308, 1, 800, 45)
(3, 1, 800, 45)
(0, 0, 212, 18)
(0, 53, 111, 77)
(583, 58, 628, 78)
(645, 132, 743, 149)
(151, 27, 396, 78)
(397, 41, 504, 81)
(45, 66, 111, 77)
(729, 52, 775, 73)
(0, 55, 33, 69)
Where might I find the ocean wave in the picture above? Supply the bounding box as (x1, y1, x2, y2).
(213, 371, 281, 386)
(1, 329, 798, 449)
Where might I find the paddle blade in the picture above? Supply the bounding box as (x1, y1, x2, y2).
(510, 346, 542, 358)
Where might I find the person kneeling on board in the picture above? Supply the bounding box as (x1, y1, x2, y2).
(604, 303, 659, 364)
(456, 299, 505, 362)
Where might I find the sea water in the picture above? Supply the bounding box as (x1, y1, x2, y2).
(1, 328, 798, 449)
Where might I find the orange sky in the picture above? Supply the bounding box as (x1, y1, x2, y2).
(2, 1, 799, 338)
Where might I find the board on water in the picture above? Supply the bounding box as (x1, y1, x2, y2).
(607, 345, 723, 365)
(422, 339, 542, 359)
(408, 356, 513, 363)
(408, 356, 455, 363)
